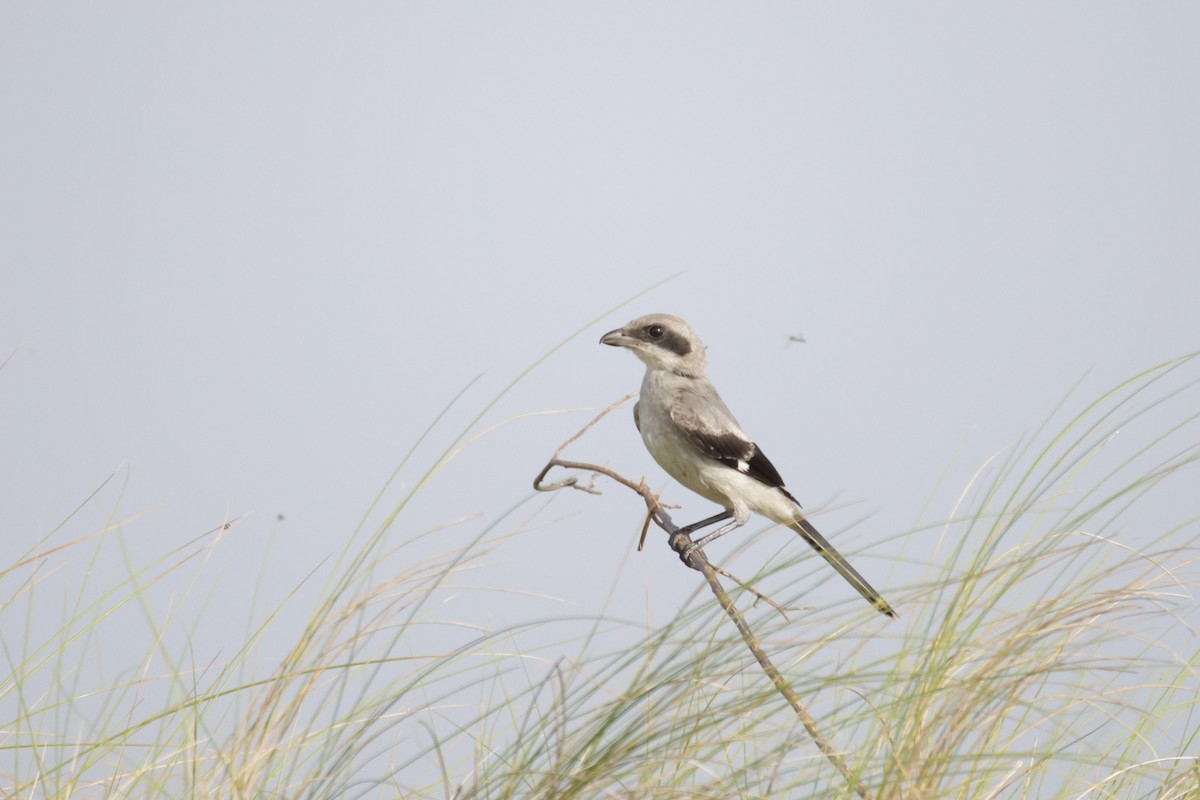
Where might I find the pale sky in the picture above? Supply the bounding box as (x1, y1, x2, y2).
(3, 3, 1198, 786)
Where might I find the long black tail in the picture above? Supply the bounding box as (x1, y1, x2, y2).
(788, 516, 897, 618)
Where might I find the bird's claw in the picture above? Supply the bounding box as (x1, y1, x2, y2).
(676, 538, 704, 570)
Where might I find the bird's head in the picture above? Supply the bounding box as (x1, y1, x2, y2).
(600, 313, 708, 376)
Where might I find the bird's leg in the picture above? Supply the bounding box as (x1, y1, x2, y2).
(675, 510, 733, 537)
(677, 512, 746, 568)
(668, 510, 732, 568)
(690, 518, 745, 551)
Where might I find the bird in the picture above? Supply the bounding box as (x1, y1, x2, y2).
(600, 313, 896, 618)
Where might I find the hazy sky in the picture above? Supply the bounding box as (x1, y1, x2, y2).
(3, 2, 1198, 740)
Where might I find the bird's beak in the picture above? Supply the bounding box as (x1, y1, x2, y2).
(600, 327, 630, 347)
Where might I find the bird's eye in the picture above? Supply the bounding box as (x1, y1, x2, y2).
(647, 325, 665, 340)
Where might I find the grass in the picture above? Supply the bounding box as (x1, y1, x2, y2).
(2, 347, 1198, 799)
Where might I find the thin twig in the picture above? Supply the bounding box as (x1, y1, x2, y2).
(534, 398, 876, 800)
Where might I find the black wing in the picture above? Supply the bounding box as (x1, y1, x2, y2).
(741, 444, 797, 503)
(668, 388, 799, 504)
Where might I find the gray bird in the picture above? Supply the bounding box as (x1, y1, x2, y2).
(601, 313, 896, 618)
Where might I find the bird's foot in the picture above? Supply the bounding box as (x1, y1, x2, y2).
(674, 536, 705, 570)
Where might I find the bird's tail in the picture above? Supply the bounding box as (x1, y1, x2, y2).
(788, 517, 897, 618)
